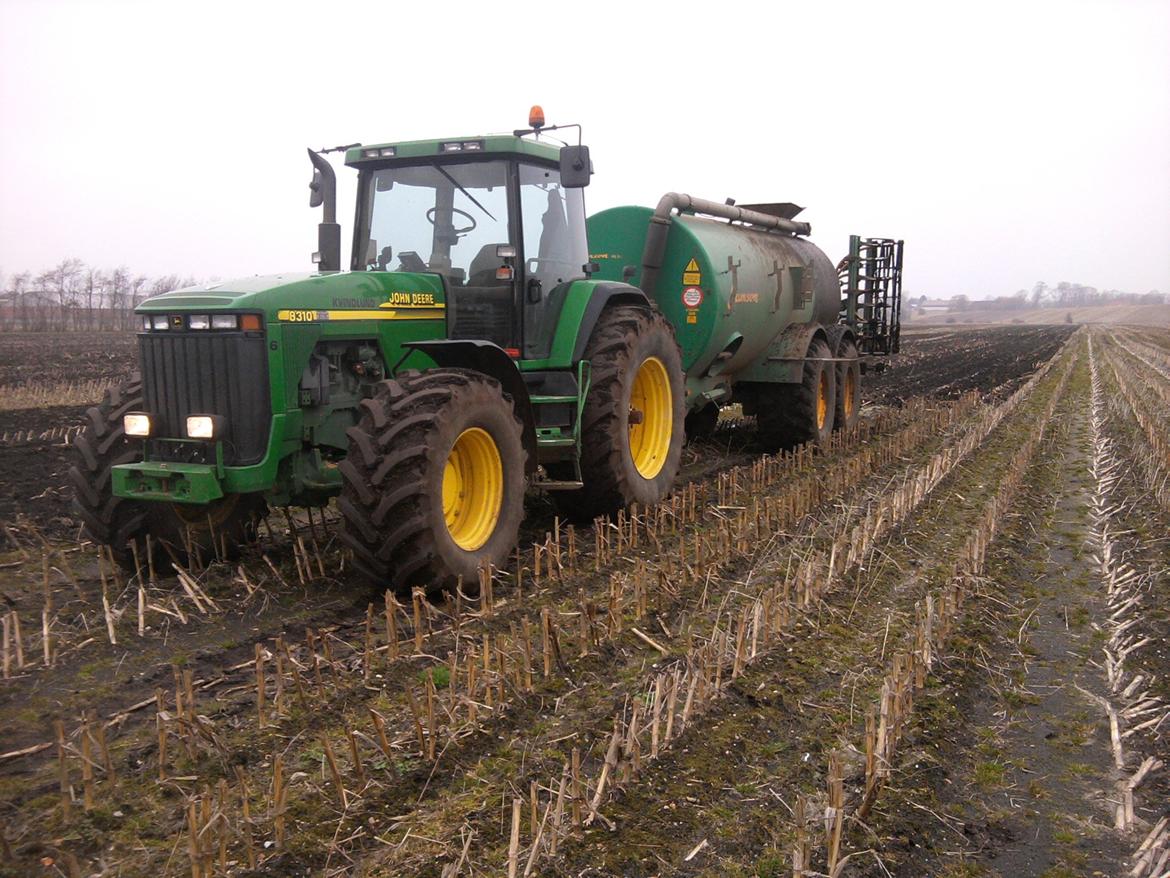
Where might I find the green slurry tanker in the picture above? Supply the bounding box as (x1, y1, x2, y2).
(72, 110, 902, 590)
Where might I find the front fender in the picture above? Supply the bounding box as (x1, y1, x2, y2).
(401, 340, 538, 473)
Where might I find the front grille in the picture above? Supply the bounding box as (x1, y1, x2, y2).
(139, 332, 270, 465)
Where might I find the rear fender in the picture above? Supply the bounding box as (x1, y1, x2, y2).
(823, 324, 857, 356)
(401, 340, 537, 473)
(736, 322, 831, 384)
(543, 280, 650, 367)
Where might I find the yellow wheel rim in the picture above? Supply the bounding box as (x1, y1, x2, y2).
(629, 356, 673, 479)
(817, 370, 829, 430)
(443, 427, 503, 551)
(844, 368, 856, 420)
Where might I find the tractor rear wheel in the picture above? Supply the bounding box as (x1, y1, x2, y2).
(554, 305, 685, 522)
(69, 375, 264, 570)
(834, 338, 861, 432)
(337, 368, 526, 592)
(755, 337, 836, 452)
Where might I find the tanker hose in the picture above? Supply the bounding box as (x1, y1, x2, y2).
(638, 192, 811, 297)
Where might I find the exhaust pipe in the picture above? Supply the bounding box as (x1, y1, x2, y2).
(308, 149, 341, 272)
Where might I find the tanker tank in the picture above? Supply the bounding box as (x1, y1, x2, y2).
(586, 196, 841, 410)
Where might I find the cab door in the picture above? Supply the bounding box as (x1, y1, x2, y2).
(517, 162, 590, 359)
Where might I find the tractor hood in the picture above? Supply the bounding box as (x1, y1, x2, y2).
(135, 271, 448, 322)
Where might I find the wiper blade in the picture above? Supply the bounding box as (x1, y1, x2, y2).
(437, 165, 496, 222)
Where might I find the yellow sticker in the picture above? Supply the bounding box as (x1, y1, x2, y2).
(686, 312, 698, 324)
(277, 308, 445, 322)
(380, 292, 439, 307)
(682, 257, 702, 286)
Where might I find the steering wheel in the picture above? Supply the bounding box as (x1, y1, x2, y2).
(426, 207, 476, 235)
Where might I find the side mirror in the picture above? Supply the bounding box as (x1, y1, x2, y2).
(559, 145, 592, 188)
(309, 169, 323, 208)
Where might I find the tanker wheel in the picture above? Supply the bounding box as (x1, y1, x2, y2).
(755, 337, 836, 452)
(337, 368, 526, 592)
(553, 305, 685, 523)
(834, 338, 861, 432)
(69, 375, 265, 571)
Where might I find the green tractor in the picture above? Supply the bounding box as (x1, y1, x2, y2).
(71, 110, 900, 590)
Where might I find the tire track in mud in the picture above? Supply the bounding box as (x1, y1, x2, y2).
(0, 396, 974, 872)
(521, 330, 1080, 878)
(0, 330, 1076, 876)
(355, 336, 1078, 875)
(826, 329, 1169, 877)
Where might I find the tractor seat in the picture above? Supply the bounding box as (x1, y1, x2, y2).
(466, 243, 510, 287)
(451, 243, 514, 345)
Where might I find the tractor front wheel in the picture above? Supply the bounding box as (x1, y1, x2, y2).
(554, 305, 685, 522)
(337, 368, 526, 592)
(69, 375, 264, 570)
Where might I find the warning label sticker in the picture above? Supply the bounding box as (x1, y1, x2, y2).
(682, 257, 701, 286)
(682, 287, 704, 308)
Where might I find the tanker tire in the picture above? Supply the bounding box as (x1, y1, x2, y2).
(68, 375, 264, 571)
(553, 305, 685, 523)
(756, 337, 836, 452)
(834, 338, 861, 432)
(337, 368, 526, 593)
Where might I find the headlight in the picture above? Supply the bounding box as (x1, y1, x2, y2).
(211, 314, 237, 330)
(151, 315, 169, 330)
(188, 314, 210, 330)
(123, 413, 152, 437)
(186, 415, 223, 439)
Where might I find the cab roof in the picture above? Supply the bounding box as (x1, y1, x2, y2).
(345, 134, 561, 166)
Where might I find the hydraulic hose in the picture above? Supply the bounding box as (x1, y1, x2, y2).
(638, 193, 812, 298)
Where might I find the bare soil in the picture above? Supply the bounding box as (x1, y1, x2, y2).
(0, 326, 1165, 878)
(869, 324, 1076, 404)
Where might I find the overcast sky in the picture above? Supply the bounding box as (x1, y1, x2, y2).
(1, 0, 1167, 299)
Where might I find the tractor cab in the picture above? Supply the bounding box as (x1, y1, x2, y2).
(343, 118, 591, 359)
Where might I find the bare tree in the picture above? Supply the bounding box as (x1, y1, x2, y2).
(107, 266, 131, 329)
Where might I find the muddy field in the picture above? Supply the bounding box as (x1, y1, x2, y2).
(0, 324, 1167, 878)
(0, 325, 1075, 542)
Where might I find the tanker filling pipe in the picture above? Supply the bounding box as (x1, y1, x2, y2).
(638, 193, 812, 298)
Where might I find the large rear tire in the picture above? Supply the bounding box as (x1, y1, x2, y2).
(69, 376, 264, 570)
(337, 368, 526, 592)
(755, 337, 836, 452)
(553, 305, 685, 522)
(834, 338, 861, 432)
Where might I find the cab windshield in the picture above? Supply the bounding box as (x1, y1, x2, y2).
(357, 158, 589, 351)
(361, 161, 511, 283)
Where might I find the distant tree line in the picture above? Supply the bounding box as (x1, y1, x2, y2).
(946, 282, 1165, 313)
(0, 259, 200, 331)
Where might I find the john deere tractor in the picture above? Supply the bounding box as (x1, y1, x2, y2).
(72, 110, 900, 590)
